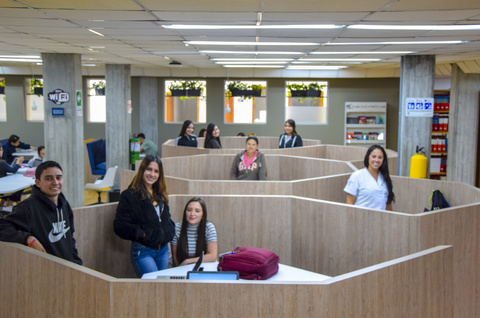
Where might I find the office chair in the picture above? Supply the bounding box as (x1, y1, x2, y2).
(84, 166, 117, 205)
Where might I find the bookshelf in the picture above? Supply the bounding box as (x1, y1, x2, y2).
(430, 90, 449, 180)
(345, 102, 387, 147)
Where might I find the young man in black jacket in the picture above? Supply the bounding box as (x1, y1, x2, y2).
(0, 161, 82, 265)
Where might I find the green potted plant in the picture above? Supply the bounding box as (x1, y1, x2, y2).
(30, 78, 43, 96)
(0, 78, 5, 95)
(90, 80, 106, 96)
(227, 81, 262, 97)
(287, 82, 324, 97)
(169, 80, 204, 96)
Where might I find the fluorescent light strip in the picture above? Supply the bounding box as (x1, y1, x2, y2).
(222, 65, 285, 68)
(212, 58, 294, 61)
(163, 24, 343, 30)
(287, 66, 347, 70)
(326, 41, 466, 45)
(310, 51, 414, 54)
(88, 29, 105, 37)
(298, 58, 381, 61)
(0, 58, 42, 62)
(0, 55, 41, 59)
(215, 61, 288, 65)
(349, 24, 480, 31)
(186, 41, 320, 46)
(201, 50, 305, 55)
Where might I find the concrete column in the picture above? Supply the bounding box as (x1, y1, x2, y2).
(138, 77, 159, 146)
(447, 64, 480, 185)
(105, 64, 131, 188)
(397, 55, 435, 176)
(41, 53, 84, 208)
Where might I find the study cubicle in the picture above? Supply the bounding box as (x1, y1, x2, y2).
(0, 195, 455, 317)
(162, 137, 398, 175)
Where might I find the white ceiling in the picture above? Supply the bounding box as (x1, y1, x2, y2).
(0, 0, 479, 77)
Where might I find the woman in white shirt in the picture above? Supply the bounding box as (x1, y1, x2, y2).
(344, 144, 395, 211)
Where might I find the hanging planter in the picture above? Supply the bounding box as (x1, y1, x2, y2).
(90, 80, 106, 96)
(34, 87, 43, 95)
(0, 87, 4, 95)
(230, 89, 262, 97)
(170, 89, 201, 96)
(95, 87, 105, 96)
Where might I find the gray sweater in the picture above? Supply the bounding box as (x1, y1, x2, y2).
(230, 150, 267, 180)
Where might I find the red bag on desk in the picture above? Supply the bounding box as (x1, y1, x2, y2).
(217, 246, 279, 280)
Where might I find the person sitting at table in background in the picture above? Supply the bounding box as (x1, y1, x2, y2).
(137, 133, 158, 156)
(27, 145, 45, 167)
(198, 128, 206, 138)
(114, 155, 176, 277)
(171, 197, 218, 267)
(175, 120, 198, 147)
(344, 144, 395, 211)
(204, 123, 222, 149)
(2, 134, 37, 164)
(230, 136, 267, 180)
(0, 161, 83, 264)
(0, 145, 24, 209)
(279, 119, 303, 148)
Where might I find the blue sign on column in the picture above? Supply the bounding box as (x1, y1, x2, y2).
(52, 107, 65, 116)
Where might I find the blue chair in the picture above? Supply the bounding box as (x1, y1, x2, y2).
(86, 139, 106, 176)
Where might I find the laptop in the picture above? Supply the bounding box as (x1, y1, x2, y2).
(31, 158, 43, 167)
(155, 251, 205, 280)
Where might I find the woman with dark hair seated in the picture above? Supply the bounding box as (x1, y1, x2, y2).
(0, 145, 24, 210)
(204, 123, 222, 149)
(171, 197, 218, 266)
(279, 119, 303, 148)
(344, 144, 395, 211)
(175, 120, 198, 147)
(230, 136, 267, 180)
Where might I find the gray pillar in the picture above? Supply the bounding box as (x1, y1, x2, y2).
(139, 77, 159, 145)
(397, 55, 435, 176)
(41, 53, 84, 208)
(105, 64, 131, 188)
(447, 64, 480, 185)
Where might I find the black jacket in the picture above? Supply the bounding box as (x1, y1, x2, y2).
(175, 135, 198, 147)
(113, 188, 175, 250)
(0, 185, 82, 265)
(279, 133, 303, 148)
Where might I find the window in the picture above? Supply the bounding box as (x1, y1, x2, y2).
(225, 80, 267, 124)
(165, 80, 206, 123)
(87, 79, 106, 123)
(25, 78, 44, 122)
(0, 78, 5, 121)
(285, 81, 328, 124)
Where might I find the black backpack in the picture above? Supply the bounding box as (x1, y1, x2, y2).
(425, 190, 450, 211)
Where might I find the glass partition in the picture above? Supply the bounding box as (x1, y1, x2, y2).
(285, 81, 328, 124)
(225, 80, 267, 124)
(165, 80, 206, 123)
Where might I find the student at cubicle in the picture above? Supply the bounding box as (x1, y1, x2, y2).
(279, 119, 303, 148)
(113, 155, 175, 277)
(1, 134, 37, 164)
(204, 123, 222, 149)
(27, 145, 45, 167)
(175, 120, 198, 147)
(0, 161, 83, 264)
(344, 144, 395, 211)
(171, 197, 218, 267)
(230, 136, 267, 180)
(0, 145, 24, 209)
(198, 128, 206, 138)
(137, 133, 158, 156)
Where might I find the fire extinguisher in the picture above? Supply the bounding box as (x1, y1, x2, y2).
(409, 146, 428, 179)
(130, 134, 140, 166)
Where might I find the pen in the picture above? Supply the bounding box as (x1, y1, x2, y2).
(219, 251, 236, 257)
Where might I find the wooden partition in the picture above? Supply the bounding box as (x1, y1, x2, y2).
(0, 242, 452, 317)
(161, 154, 355, 181)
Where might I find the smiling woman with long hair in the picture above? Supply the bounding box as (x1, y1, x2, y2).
(175, 120, 198, 147)
(344, 144, 395, 211)
(204, 123, 222, 149)
(279, 119, 303, 148)
(113, 155, 176, 277)
(171, 197, 218, 267)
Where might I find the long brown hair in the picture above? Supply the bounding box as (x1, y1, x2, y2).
(129, 155, 168, 205)
(176, 197, 208, 265)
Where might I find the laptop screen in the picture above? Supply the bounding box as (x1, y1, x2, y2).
(32, 158, 43, 167)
